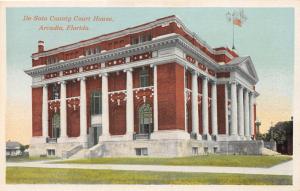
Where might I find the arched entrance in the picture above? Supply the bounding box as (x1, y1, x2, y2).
(138, 103, 153, 134)
(51, 113, 60, 138)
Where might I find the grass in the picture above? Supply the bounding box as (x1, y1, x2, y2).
(6, 167, 292, 185)
(6, 156, 58, 162)
(56, 155, 292, 168)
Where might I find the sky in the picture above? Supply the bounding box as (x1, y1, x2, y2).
(6, 8, 294, 144)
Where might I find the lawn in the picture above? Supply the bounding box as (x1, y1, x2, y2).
(56, 155, 292, 168)
(6, 167, 292, 185)
(6, 156, 58, 163)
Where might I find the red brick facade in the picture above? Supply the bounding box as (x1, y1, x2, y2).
(157, 63, 185, 130)
(32, 88, 43, 136)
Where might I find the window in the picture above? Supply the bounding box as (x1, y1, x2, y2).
(95, 46, 101, 54)
(146, 34, 152, 41)
(204, 147, 209, 154)
(140, 68, 149, 87)
(131, 33, 152, 45)
(51, 113, 60, 138)
(141, 35, 146, 43)
(91, 91, 102, 115)
(52, 84, 60, 100)
(131, 37, 139, 45)
(192, 147, 198, 155)
(47, 149, 55, 156)
(213, 147, 218, 153)
(135, 148, 148, 156)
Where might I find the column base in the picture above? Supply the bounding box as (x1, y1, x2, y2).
(244, 136, 251, 140)
(227, 135, 240, 141)
(202, 134, 211, 141)
(151, 130, 190, 140)
(211, 134, 218, 141)
(98, 134, 111, 141)
(30, 136, 47, 144)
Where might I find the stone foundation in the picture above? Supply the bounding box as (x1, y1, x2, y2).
(87, 139, 263, 158)
(29, 142, 82, 157)
(29, 138, 263, 158)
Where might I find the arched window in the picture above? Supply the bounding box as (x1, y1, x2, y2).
(51, 113, 60, 138)
(139, 104, 153, 134)
(140, 68, 149, 87)
(91, 91, 102, 115)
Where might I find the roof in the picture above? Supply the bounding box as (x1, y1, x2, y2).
(6, 141, 22, 149)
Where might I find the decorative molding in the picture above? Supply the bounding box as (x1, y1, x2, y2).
(134, 86, 154, 103)
(66, 97, 80, 111)
(48, 99, 60, 113)
(109, 90, 127, 106)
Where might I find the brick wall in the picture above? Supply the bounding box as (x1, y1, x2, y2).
(157, 63, 185, 130)
(32, 88, 43, 136)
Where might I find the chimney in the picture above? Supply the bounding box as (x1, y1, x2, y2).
(38, 40, 44, 53)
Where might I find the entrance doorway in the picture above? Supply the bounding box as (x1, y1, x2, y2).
(88, 125, 101, 148)
(139, 103, 153, 134)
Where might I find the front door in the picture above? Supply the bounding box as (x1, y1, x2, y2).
(93, 126, 98, 145)
(139, 104, 153, 134)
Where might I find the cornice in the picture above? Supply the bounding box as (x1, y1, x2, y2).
(25, 34, 220, 77)
(30, 52, 219, 88)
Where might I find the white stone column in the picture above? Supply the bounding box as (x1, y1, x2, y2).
(225, 83, 229, 136)
(249, 92, 255, 138)
(211, 81, 218, 138)
(42, 84, 48, 139)
(80, 77, 87, 139)
(237, 85, 244, 139)
(126, 68, 134, 138)
(202, 76, 210, 140)
(60, 81, 67, 138)
(191, 71, 199, 137)
(230, 81, 238, 138)
(153, 65, 158, 132)
(101, 73, 110, 137)
(244, 90, 250, 139)
(184, 67, 187, 132)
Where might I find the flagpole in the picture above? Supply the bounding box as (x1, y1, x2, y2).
(232, 15, 235, 50)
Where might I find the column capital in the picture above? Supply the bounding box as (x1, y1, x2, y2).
(60, 80, 67, 85)
(99, 72, 108, 77)
(244, 88, 250, 93)
(150, 63, 157, 68)
(210, 80, 217, 85)
(43, 84, 48, 88)
(191, 70, 199, 76)
(237, 83, 244, 88)
(229, 80, 237, 85)
(124, 68, 133, 72)
(77, 77, 86, 81)
(200, 75, 208, 80)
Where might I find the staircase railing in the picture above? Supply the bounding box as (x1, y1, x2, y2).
(62, 145, 83, 159)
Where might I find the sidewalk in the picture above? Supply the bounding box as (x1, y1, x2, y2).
(6, 159, 293, 176)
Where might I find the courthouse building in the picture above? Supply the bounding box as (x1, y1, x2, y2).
(25, 15, 260, 158)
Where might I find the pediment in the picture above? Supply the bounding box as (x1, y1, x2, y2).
(238, 57, 259, 82)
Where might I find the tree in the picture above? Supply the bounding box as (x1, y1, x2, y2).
(269, 121, 293, 144)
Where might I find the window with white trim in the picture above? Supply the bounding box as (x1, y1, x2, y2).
(91, 91, 102, 115)
(140, 68, 149, 87)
